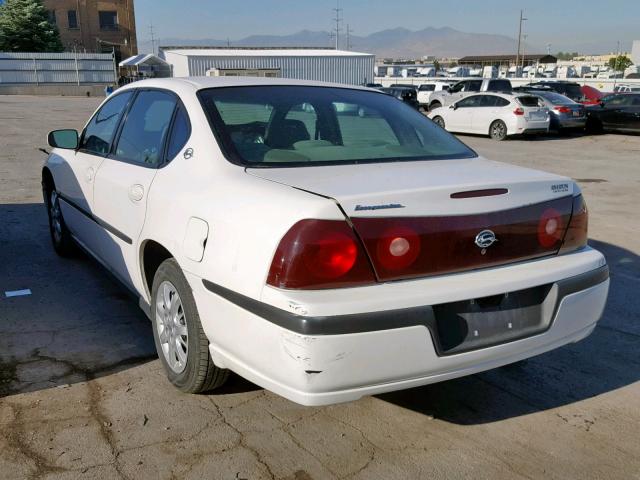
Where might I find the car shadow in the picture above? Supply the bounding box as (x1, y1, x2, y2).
(0, 201, 157, 398)
(377, 239, 639, 424)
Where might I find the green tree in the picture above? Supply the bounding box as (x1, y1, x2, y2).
(0, 0, 63, 52)
(608, 55, 633, 71)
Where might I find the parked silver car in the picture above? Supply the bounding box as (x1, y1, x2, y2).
(519, 90, 586, 132)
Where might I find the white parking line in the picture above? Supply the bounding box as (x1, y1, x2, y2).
(4, 289, 32, 298)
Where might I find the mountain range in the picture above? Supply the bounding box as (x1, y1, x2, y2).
(140, 26, 537, 59)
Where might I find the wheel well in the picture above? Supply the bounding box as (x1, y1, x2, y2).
(142, 241, 173, 296)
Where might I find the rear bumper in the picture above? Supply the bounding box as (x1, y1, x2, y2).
(557, 116, 587, 129)
(190, 248, 608, 406)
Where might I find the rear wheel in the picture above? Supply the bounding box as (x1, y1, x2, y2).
(585, 117, 603, 134)
(489, 120, 508, 141)
(151, 258, 229, 393)
(46, 189, 76, 257)
(432, 116, 445, 129)
(429, 101, 442, 111)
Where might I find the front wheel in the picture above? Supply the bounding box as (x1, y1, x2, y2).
(429, 101, 442, 111)
(432, 116, 445, 129)
(151, 258, 229, 393)
(489, 120, 508, 141)
(47, 190, 76, 256)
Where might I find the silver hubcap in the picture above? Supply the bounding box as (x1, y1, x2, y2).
(49, 191, 63, 243)
(155, 281, 188, 373)
(492, 122, 505, 138)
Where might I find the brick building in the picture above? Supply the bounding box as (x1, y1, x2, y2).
(43, 0, 137, 61)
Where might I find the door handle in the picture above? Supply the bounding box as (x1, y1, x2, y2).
(128, 184, 144, 202)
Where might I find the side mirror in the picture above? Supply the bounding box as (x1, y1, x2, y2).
(450, 104, 458, 110)
(48, 129, 79, 149)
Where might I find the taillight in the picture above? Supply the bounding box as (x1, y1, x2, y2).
(554, 106, 572, 113)
(375, 225, 421, 271)
(560, 195, 588, 253)
(538, 208, 564, 248)
(513, 107, 525, 116)
(267, 220, 376, 289)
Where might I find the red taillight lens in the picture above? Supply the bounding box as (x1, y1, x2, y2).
(375, 225, 421, 270)
(267, 220, 376, 289)
(560, 195, 588, 253)
(538, 208, 564, 248)
(554, 106, 572, 113)
(514, 107, 525, 116)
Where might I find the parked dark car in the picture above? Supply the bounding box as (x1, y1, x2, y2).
(523, 81, 585, 103)
(516, 89, 586, 132)
(380, 86, 420, 109)
(585, 93, 640, 133)
(364, 83, 383, 88)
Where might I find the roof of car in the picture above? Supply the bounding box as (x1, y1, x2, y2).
(117, 76, 375, 93)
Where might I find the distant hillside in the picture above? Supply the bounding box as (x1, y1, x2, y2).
(140, 26, 537, 58)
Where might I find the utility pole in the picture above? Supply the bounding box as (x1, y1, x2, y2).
(346, 24, 353, 51)
(333, 0, 342, 50)
(613, 40, 620, 89)
(149, 22, 156, 55)
(515, 10, 527, 75)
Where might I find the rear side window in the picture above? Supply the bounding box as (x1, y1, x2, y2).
(166, 106, 191, 160)
(80, 91, 133, 156)
(466, 81, 483, 92)
(419, 84, 435, 91)
(114, 90, 177, 166)
(488, 80, 512, 92)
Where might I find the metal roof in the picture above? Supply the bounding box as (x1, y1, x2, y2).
(119, 54, 169, 67)
(458, 54, 557, 63)
(160, 47, 373, 57)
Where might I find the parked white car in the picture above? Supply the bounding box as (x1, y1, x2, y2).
(43, 77, 608, 406)
(428, 92, 550, 140)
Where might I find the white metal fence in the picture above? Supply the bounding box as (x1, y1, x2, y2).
(0, 52, 116, 85)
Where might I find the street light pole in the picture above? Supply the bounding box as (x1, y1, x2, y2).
(515, 10, 527, 77)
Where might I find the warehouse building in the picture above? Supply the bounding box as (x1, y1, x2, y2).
(458, 54, 557, 68)
(159, 47, 375, 85)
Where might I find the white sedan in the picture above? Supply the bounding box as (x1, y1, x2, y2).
(43, 77, 608, 406)
(428, 92, 550, 140)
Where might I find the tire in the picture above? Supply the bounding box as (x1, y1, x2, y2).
(585, 117, 603, 134)
(46, 189, 77, 257)
(151, 258, 229, 393)
(429, 101, 442, 111)
(489, 120, 508, 141)
(432, 116, 445, 129)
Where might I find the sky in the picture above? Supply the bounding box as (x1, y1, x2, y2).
(133, 0, 639, 54)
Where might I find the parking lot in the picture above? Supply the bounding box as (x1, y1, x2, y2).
(1, 95, 639, 480)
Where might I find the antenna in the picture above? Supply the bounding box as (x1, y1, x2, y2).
(332, 0, 342, 50)
(149, 22, 156, 54)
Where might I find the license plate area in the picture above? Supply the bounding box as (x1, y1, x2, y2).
(432, 284, 556, 356)
(528, 111, 546, 120)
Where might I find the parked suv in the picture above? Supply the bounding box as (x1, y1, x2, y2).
(428, 78, 512, 111)
(380, 86, 420, 109)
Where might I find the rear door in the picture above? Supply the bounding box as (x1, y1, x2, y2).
(91, 89, 180, 290)
(471, 95, 509, 134)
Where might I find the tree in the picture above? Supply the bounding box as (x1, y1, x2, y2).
(0, 0, 63, 52)
(608, 55, 633, 72)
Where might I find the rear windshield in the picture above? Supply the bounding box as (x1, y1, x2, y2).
(536, 91, 577, 105)
(198, 86, 476, 167)
(517, 96, 541, 107)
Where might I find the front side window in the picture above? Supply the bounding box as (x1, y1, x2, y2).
(80, 91, 133, 156)
(199, 86, 476, 167)
(114, 90, 177, 166)
(465, 81, 483, 92)
(99, 11, 118, 30)
(456, 95, 484, 108)
(449, 82, 465, 93)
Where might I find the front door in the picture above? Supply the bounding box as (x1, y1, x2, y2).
(92, 89, 179, 292)
(55, 91, 134, 249)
